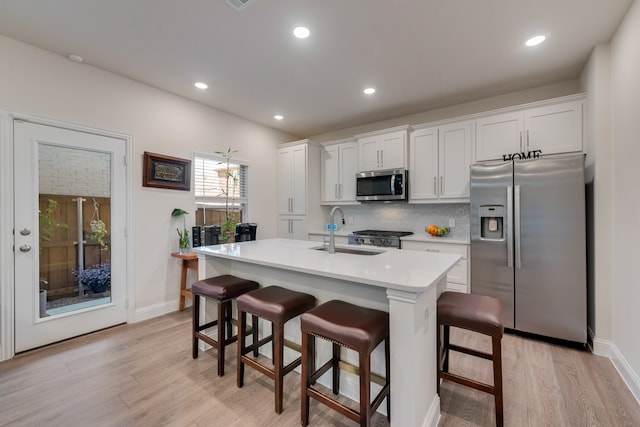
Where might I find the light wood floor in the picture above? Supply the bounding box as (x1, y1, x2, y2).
(1, 309, 639, 426)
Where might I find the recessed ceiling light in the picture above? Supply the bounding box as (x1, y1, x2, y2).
(67, 54, 83, 63)
(525, 35, 546, 47)
(363, 88, 376, 95)
(274, 115, 284, 120)
(293, 26, 310, 39)
(194, 82, 208, 89)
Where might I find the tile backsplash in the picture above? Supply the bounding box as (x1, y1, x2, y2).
(320, 202, 470, 240)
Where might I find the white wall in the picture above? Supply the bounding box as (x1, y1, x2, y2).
(309, 80, 581, 143)
(609, 0, 640, 389)
(0, 35, 295, 330)
(579, 44, 613, 343)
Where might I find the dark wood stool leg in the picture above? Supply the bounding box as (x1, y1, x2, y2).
(217, 300, 230, 377)
(442, 324, 450, 373)
(237, 309, 246, 388)
(332, 342, 340, 395)
(252, 315, 259, 357)
(493, 336, 504, 427)
(436, 321, 441, 395)
(385, 336, 391, 421)
(301, 331, 312, 427)
(359, 351, 371, 427)
(274, 321, 285, 414)
(225, 301, 233, 342)
(192, 294, 200, 359)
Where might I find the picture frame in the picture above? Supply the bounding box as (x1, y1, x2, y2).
(142, 152, 191, 191)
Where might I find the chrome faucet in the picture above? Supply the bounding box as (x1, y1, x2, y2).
(328, 206, 344, 254)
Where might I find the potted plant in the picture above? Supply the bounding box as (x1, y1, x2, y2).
(76, 263, 111, 293)
(89, 198, 108, 250)
(171, 208, 190, 253)
(216, 147, 240, 242)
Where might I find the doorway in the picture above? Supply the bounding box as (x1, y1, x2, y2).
(13, 120, 129, 353)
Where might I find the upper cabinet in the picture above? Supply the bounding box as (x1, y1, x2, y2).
(409, 121, 472, 203)
(278, 142, 308, 215)
(321, 139, 358, 204)
(356, 125, 409, 171)
(475, 98, 583, 162)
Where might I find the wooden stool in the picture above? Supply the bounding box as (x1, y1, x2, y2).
(171, 251, 198, 311)
(192, 275, 259, 376)
(437, 291, 504, 427)
(300, 300, 390, 427)
(237, 286, 316, 414)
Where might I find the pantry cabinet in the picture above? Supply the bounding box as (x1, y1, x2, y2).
(277, 140, 320, 239)
(356, 125, 409, 171)
(402, 240, 469, 293)
(409, 120, 472, 202)
(475, 99, 583, 162)
(321, 139, 358, 204)
(278, 216, 307, 240)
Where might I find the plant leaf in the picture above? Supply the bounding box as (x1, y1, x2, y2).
(171, 208, 189, 217)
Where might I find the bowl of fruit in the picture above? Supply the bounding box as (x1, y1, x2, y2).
(425, 224, 450, 237)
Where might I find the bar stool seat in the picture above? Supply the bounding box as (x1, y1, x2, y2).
(237, 286, 316, 414)
(192, 275, 259, 376)
(437, 291, 504, 427)
(300, 300, 390, 427)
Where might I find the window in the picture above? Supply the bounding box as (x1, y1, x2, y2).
(194, 153, 248, 226)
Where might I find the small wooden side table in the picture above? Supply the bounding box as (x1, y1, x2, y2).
(171, 251, 198, 311)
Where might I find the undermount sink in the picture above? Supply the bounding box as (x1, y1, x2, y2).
(311, 245, 383, 255)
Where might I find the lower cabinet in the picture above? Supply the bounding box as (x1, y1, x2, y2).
(278, 216, 307, 240)
(402, 241, 469, 293)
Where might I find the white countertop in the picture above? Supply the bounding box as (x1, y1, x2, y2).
(194, 238, 460, 293)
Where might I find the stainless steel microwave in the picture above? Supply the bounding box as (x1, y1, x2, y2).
(356, 169, 407, 201)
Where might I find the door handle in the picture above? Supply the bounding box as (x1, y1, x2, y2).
(19, 244, 32, 252)
(507, 186, 513, 268)
(514, 185, 522, 269)
(20, 228, 31, 236)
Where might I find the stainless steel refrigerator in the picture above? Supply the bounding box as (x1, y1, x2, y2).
(470, 153, 586, 344)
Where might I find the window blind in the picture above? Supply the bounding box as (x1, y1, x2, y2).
(194, 154, 248, 207)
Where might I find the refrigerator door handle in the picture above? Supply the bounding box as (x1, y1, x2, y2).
(507, 186, 514, 268)
(514, 184, 522, 269)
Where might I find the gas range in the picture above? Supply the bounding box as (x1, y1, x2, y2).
(348, 230, 413, 249)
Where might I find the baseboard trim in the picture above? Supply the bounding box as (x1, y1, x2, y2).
(132, 299, 180, 323)
(592, 337, 640, 405)
(423, 394, 441, 427)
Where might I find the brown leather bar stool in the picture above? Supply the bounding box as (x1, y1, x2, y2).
(300, 300, 390, 427)
(192, 275, 259, 376)
(236, 285, 316, 414)
(437, 291, 504, 427)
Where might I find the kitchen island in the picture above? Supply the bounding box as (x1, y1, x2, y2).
(194, 238, 460, 427)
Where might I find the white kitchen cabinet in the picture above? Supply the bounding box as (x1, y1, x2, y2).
(277, 140, 320, 239)
(475, 98, 583, 162)
(278, 216, 307, 240)
(409, 121, 472, 202)
(402, 240, 469, 293)
(278, 143, 308, 215)
(321, 139, 358, 204)
(356, 125, 409, 171)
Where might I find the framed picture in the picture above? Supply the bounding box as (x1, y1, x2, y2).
(142, 152, 191, 191)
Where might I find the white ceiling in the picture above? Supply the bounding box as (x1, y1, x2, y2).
(0, 0, 633, 137)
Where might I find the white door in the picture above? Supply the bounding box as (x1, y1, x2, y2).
(14, 121, 127, 352)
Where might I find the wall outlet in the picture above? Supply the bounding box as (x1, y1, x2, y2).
(348, 216, 354, 225)
(449, 218, 456, 228)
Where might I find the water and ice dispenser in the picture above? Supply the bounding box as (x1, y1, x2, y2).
(479, 205, 505, 240)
